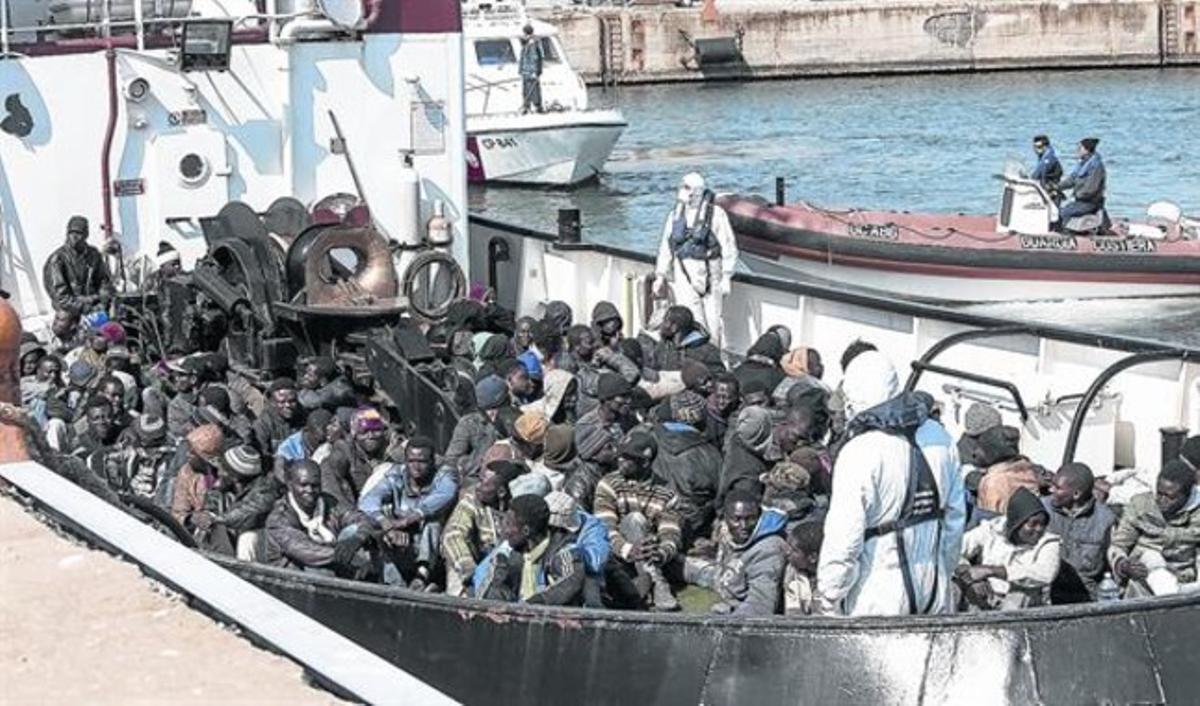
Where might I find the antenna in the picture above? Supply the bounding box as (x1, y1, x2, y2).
(327, 110, 368, 209)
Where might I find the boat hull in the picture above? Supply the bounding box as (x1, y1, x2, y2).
(223, 558, 1200, 706)
(466, 110, 626, 186)
(721, 195, 1200, 303)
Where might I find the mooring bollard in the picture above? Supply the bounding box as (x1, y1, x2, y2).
(1161, 426, 1189, 467)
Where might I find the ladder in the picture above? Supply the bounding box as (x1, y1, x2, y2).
(601, 14, 625, 88)
(1162, 0, 1180, 61)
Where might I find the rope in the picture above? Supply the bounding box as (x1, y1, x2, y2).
(791, 200, 1018, 245)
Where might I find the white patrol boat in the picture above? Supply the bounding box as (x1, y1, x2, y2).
(462, 0, 626, 185)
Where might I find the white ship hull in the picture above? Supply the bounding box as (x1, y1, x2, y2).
(466, 110, 626, 186)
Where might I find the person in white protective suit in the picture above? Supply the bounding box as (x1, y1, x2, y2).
(816, 351, 966, 616)
(653, 173, 738, 348)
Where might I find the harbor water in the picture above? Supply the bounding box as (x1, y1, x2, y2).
(469, 67, 1200, 348)
(469, 68, 1199, 246)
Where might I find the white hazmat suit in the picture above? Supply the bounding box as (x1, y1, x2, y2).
(816, 351, 966, 616)
(654, 173, 738, 348)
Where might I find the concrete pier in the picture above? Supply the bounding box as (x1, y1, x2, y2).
(536, 0, 1200, 84)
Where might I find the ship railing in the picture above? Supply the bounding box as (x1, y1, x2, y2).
(0, 0, 309, 56)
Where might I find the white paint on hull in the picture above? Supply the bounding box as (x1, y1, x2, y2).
(467, 110, 626, 185)
(744, 251, 1200, 303)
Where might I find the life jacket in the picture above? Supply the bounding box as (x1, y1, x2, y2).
(845, 392, 944, 614)
(669, 190, 721, 261)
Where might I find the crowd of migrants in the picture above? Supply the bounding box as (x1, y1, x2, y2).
(18, 221, 1200, 615)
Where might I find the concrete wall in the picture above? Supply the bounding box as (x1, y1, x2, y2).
(536, 0, 1200, 84)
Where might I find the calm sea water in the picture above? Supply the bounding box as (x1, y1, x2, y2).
(468, 67, 1200, 249)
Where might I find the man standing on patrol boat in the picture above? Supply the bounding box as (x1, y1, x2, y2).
(653, 173, 738, 348)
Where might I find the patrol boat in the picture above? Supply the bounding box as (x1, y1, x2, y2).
(1, 0, 1198, 704)
(721, 165, 1200, 302)
(463, 0, 627, 185)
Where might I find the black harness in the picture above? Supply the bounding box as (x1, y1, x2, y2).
(848, 395, 944, 615)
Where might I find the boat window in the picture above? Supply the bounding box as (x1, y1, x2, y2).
(540, 37, 563, 63)
(475, 39, 516, 66)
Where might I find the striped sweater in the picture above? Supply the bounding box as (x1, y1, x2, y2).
(441, 494, 505, 575)
(593, 472, 683, 562)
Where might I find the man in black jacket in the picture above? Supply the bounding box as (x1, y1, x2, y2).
(265, 460, 375, 577)
(204, 445, 278, 559)
(42, 216, 113, 313)
(1043, 462, 1117, 599)
(649, 306, 724, 375)
(651, 391, 722, 544)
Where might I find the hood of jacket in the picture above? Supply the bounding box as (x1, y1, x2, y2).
(730, 507, 789, 551)
(844, 391, 930, 441)
(679, 327, 710, 350)
(657, 422, 709, 454)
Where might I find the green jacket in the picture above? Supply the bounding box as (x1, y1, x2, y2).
(1108, 489, 1200, 583)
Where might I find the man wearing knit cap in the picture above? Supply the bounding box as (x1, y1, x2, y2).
(441, 459, 523, 596)
(201, 444, 279, 560)
(320, 407, 393, 509)
(446, 374, 509, 480)
(957, 401, 1003, 468)
(1056, 137, 1107, 229)
(43, 215, 113, 313)
(717, 403, 776, 507)
(594, 430, 683, 610)
(125, 414, 174, 498)
(154, 240, 182, 278)
(957, 486, 1060, 610)
(573, 372, 635, 474)
(171, 424, 226, 534)
(817, 350, 965, 617)
(650, 391, 722, 543)
(542, 424, 598, 509)
(513, 411, 562, 488)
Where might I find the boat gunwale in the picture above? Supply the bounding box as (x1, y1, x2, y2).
(469, 214, 1200, 356)
(216, 555, 1200, 634)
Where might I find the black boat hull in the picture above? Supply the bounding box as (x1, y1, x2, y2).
(220, 558, 1200, 705)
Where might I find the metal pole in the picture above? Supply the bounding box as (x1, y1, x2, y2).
(2, 0, 10, 56)
(1061, 350, 1190, 466)
(775, 176, 785, 206)
(133, 0, 145, 50)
